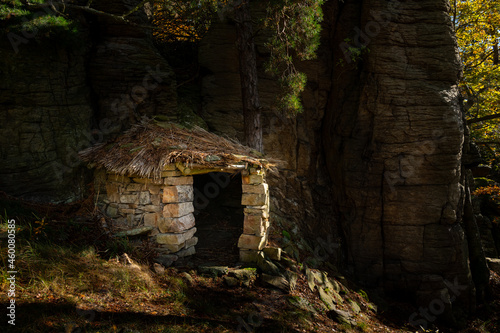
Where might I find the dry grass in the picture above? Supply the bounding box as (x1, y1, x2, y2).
(79, 120, 273, 179)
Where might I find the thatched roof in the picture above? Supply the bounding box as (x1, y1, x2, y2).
(79, 120, 270, 179)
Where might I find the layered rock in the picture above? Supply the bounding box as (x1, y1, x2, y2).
(198, 2, 339, 250)
(0, 38, 93, 202)
(322, 0, 475, 316)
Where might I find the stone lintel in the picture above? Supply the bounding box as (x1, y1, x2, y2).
(164, 176, 194, 186)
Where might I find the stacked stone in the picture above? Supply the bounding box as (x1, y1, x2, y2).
(99, 165, 198, 264)
(156, 167, 197, 260)
(238, 167, 270, 262)
(102, 174, 163, 227)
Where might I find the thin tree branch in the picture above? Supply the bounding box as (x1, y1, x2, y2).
(468, 113, 500, 124)
(475, 141, 500, 145)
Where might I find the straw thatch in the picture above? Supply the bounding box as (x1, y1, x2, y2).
(79, 120, 270, 179)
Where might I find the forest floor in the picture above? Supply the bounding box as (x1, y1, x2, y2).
(1, 193, 499, 333)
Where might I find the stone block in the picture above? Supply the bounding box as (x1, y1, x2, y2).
(120, 193, 138, 204)
(144, 213, 161, 227)
(106, 205, 118, 217)
(158, 242, 185, 253)
(139, 191, 151, 205)
(176, 246, 196, 257)
(241, 193, 267, 206)
(146, 184, 162, 195)
(242, 183, 268, 194)
(133, 177, 163, 185)
(161, 170, 183, 177)
(108, 174, 131, 183)
(164, 176, 193, 186)
(162, 185, 194, 203)
(114, 226, 154, 237)
(242, 174, 264, 185)
(244, 206, 269, 219)
(105, 182, 121, 202)
(263, 247, 282, 261)
(163, 202, 194, 218)
(151, 194, 161, 206)
(185, 236, 198, 248)
(243, 215, 266, 236)
(126, 183, 145, 192)
(156, 227, 197, 245)
(155, 254, 178, 267)
(238, 234, 267, 250)
(158, 213, 195, 233)
(240, 249, 259, 262)
(120, 208, 136, 215)
(143, 205, 161, 213)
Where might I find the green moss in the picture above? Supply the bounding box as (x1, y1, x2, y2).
(474, 177, 496, 189)
(1, 1, 83, 48)
(177, 104, 208, 129)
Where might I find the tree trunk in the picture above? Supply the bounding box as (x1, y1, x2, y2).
(234, 0, 263, 152)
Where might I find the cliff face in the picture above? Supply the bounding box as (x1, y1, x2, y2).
(0, 38, 93, 202)
(0, 1, 177, 203)
(323, 0, 475, 315)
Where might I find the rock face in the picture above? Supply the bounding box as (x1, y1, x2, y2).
(322, 0, 475, 315)
(89, 0, 178, 136)
(0, 38, 93, 202)
(198, 2, 339, 250)
(0, 0, 177, 202)
(199, 0, 477, 317)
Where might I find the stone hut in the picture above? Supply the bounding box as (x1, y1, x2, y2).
(79, 121, 271, 264)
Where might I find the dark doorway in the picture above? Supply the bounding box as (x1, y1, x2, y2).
(191, 172, 243, 266)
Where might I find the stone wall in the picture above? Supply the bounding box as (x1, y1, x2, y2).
(0, 0, 178, 203)
(98, 165, 271, 264)
(239, 168, 270, 261)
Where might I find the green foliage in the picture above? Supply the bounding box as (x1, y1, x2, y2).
(356, 321, 369, 332)
(282, 229, 291, 240)
(358, 289, 369, 302)
(0, 0, 81, 45)
(265, 0, 324, 115)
